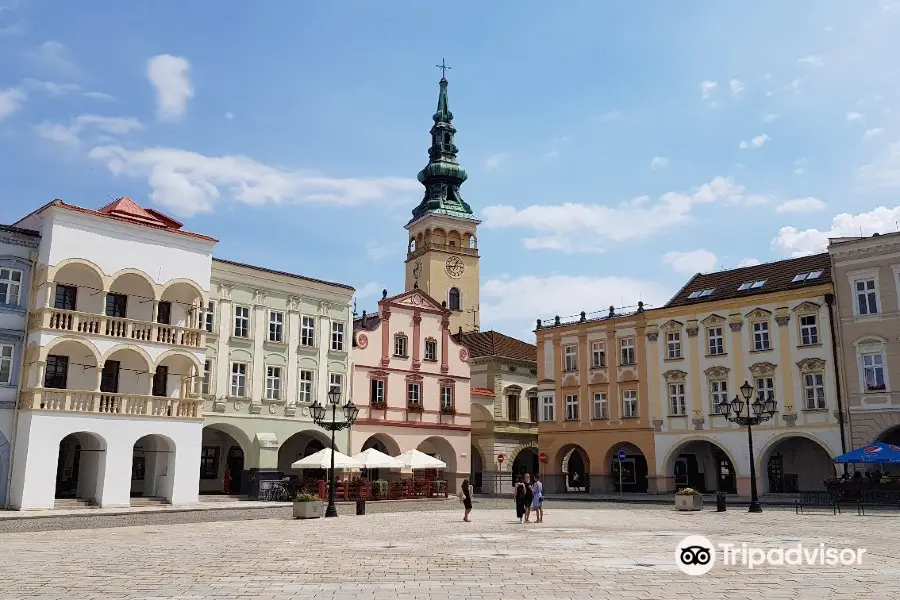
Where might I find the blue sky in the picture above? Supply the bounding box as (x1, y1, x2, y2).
(2, 1, 900, 340)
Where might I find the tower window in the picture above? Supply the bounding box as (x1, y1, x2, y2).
(448, 287, 461, 310)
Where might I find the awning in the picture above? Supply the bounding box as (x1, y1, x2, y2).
(291, 448, 362, 470)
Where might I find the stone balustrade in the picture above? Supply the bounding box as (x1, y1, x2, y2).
(18, 388, 203, 419)
(33, 308, 205, 348)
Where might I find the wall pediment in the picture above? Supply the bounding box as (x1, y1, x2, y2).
(662, 369, 688, 382)
(745, 308, 772, 320)
(704, 366, 730, 378)
(797, 358, 826, 373)
(749, 361, 778, 376)
(792, 301, 821, 314)
(661, 320, 683, 331)
(700, 314, 726, 326)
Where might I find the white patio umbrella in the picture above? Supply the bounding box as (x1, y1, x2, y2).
(291, 448, 362, 470)
(352, 448, 404, 469)
(395, 449, 447, 470)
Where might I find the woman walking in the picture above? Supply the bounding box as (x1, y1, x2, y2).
(531, 474, 544, 523)
(522, 474, 534, 522)
(514, 475, 525, 522)
(461, 479, 473, 522)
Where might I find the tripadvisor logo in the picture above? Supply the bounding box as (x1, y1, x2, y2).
(675, 535, 867, 575)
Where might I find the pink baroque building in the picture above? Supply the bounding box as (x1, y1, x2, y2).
(351, 288, 471, 488)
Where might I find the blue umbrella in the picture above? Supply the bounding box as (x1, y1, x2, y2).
(833, 441, 900, 464)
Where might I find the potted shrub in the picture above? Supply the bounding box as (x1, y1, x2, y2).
(293, 491, 324, 519)
(440, 405, 456, 415)
(407, 402, 424, 413)
(372, 479, 388, 499)
(675, 487, 703, 511)
(371, 399, 387, 410)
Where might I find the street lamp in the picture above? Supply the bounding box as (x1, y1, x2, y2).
(310, 385, 359, 518)
(716, 380, 776, 513)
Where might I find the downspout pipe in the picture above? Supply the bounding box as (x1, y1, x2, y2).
(825, 293, 848, 473)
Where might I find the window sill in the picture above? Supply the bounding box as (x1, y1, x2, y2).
(589, 365, 607, 370)
(226, 395, 250, 401)
(668, 413, 688, 418)
(205, 331, 218, 337)
(564, 418, 580, 422)
(394, 354, 410, 359)
(621, 415, 639, 420)
(705, 353, 727, 358)
(262, 397, 285, 405)
(620, 363, 637, 368)
(328, 348, 348, 355)
(853, 314, 882, 322)
(802, 407, 828, 412)
(297, 343, 317, 352)
(423, 358, 438, 362)
(264, 339, 288, 347)
(562, 368, 578, 373)
(865, 389, 889, 394)
(591, 416, 609, 421)
(797, 342, 822, 349)
(664, 357, 684, 362)
(230, 335, 252, 343)
(749, 347, 773, 354)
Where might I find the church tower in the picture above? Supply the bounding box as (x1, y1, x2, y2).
(405, 66, 481, 333)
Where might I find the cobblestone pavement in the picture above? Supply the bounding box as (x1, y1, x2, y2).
(0, 504, 896, 599)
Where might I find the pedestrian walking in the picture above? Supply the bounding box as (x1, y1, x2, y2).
(514, 475, 525, 522)
(460, 479, 473, 522)
(531, 474, 544, 523)
(523, 473, 534, 522)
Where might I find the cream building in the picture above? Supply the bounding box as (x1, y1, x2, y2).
(645, 254, 843, 496)
(199, 258, 354, 496)
(829, 232, 900, 448)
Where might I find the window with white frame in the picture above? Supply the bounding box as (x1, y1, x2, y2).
(666, 331, 682, 359)
(564, 345, 578, 371)
(0, 344, 13, 385)
(441, 385, 453, 409)
(230, 362, 247, 397)
(407, 382, 421, 406)
(199, 359, 212, 395)
(803, 373, 826, 409)
(855, 278, 879, 315)
(590, 340, 606, 367)
(424, 339, 437, 361)
(620, 338, 635, 365)
(799, 314, 819, 346)
(233, 306, 250, 338)
(862, 352, 886, 391)
(394, 335, 408, 357)
(268, 311, 284, 343)
(0, 268, 22, 306)
(331, 322, 345, 351)
(265, 366, 282, 400)
(370, 378, 385, 405)
(541, 395, 556, 422)
(300, 316, 315, 347)
(203, 301, 215, 333)
(710, 379, 728, 414)
(668, 383, 686, 416)
(622, 390, 638, 418)
(707, 326, 724, 355)
(593, 392, 608, 419)
(329, 373, 343, 400)
(752, 321, 771, 351)
(565, 394, 579, 420)
(754, 376, 775, 403)
(298, 369, 314, 403)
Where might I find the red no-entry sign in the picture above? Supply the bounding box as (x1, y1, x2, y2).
(497, 453, 505, 465)
(539, 452, 547, 464)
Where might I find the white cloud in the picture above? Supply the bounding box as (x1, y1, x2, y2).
(775, 197, 827, 214)
(798, 55, 825, 68)
(729, 79, 745, 96)
(365, 240, 394, 261)
(480, 274, 672, 336)
(649, 156, 669, 170)
(484, 153, 507, 170)
(662, 249, 718, 275)
(864, 128, 884, 139)
(785, 79, 802, 95)
(354, 281, 382, 300)
(87, 144, 420, 217)
(595, 110, 623, 122)
(224, 111, 234, 121)
(763, 113, 779, 123)
(0, 87, 25, 119)
(846, 111, 865, 123)
(83, 91, 115, 101)
(739, 134, 770, 149)
(772, 205, 900, 256)
(700, 80, 717, 99)
(147, 55, 194, 121)
(22, 78, 80, 95)
(31, 41, 78, 76)
(737, 258, 761, 268)
(481, 176, 772, 253)
(37, 115, 142, 147)
(859, 142, 900, 187)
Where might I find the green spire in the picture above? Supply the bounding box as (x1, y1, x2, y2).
(409, 66, 476, 224)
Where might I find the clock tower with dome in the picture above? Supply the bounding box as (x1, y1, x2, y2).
(404, 67, 481, 333)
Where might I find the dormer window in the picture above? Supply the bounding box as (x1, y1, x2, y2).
(793, 270, 823, 282)
(738, 280, 766, 290)
(688, 289, 715, 299)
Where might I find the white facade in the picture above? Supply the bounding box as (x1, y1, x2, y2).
(7, 199, 216, 509)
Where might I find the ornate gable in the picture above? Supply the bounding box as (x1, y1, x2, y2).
(749, 361, 778, 376)
(797, 358, 827, 373)
(745, 307, 772, 320)
(661, 320, 683, 331)
(662, 369, 688, 382)
(700, 314, 726, 326)
(704, 365, 730, 379)
(792, 301, 821, 314)
(387, 288, 447, 312)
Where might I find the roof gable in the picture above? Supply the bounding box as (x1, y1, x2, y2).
(453, 330, 536, 363)
(384, 288, 449, 313)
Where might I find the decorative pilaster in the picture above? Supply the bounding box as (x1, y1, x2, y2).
(685, 319, 699, 337)
(775, 307, 791, 327)
(728, 313, 743, 332)
(412, 312, 422, 370)
(380, 309, 391, 368)
(441, 316, 450, 373)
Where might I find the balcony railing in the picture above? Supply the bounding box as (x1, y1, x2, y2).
(31, 308, 204, 348)
(407, 241, 479, 260)
(18, 388, 203, 419)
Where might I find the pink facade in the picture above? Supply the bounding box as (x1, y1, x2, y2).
(351, 289, 471, 486)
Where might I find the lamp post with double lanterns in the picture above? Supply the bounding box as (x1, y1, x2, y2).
(310, 385, 359, 518)
(716, 380, 776, 513)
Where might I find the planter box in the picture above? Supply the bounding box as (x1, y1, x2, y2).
(293, 501, 324, 519)
(675, 494, 703, 511)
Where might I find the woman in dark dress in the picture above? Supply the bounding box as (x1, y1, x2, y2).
(461, 479, 473, 522)
(514, 475, 525, 522)
(523, 474, 534, 523)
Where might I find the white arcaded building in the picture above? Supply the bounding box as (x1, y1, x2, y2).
(7, 198, 216, 510)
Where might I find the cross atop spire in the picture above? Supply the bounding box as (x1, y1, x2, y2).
(436, 58, 451, 80)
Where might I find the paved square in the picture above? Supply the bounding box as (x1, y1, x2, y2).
(0, 504, 896, 599)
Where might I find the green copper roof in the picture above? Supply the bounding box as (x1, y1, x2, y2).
(409, 76, 476, 224)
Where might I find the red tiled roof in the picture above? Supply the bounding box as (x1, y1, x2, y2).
(665, 253, 832, 308)
(471, 387, 495, 397)
(16, 198, 218, 242)
(453, 330, 536, 363)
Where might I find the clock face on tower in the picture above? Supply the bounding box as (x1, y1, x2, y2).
(412, 259, 423, 281)
(445, 256, 465, 279)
